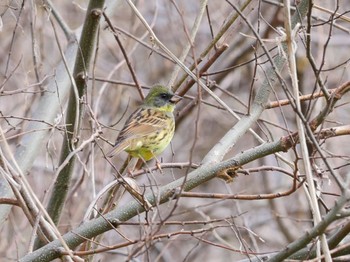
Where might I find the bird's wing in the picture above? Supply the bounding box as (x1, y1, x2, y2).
(118, 107, 169, 139)
(107, 107, 169, 157)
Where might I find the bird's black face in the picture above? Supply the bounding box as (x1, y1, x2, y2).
(154, 92, 175, 107)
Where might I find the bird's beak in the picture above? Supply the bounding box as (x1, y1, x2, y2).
(170, 94, 182, 104)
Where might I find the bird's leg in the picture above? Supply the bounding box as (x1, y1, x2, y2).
(135, 158, 145, 171)
(126, 156, 139, 177)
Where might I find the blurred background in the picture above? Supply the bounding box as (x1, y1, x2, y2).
(1, 0, 350, 261)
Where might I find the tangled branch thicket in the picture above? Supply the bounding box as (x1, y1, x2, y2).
(1, 0, 350, 261)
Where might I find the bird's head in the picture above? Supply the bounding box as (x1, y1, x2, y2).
(143, 85, 179, 112)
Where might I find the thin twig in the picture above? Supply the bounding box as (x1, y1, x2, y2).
(103, 12, 144, 99)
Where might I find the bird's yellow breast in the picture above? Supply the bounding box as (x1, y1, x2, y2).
(125, 115, 175, 161)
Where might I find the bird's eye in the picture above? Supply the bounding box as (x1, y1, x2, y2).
(160, 93, 168, 99)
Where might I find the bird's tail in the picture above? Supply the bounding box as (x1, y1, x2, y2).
(106, 141, 129, 158)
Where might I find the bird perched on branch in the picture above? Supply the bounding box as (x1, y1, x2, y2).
(107, 85, 178, 162)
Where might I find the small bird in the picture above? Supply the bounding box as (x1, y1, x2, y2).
(107, 85, 177, 161)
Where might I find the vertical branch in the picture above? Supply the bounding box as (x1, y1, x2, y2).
(282, 0, 331, 261)
(45, 0, 105, 228)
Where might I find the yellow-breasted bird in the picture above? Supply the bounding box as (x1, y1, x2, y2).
(107, 85, 177, 161)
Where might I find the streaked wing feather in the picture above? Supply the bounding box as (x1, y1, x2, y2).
(117, 108, 168, 141)
(107, 107, 169, 157)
